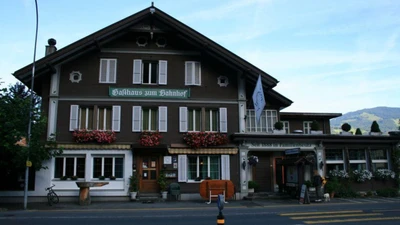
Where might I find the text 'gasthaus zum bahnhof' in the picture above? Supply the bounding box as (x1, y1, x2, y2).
(109, 87, 190, 99)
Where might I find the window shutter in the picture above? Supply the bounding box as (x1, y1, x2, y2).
(109, 59, 117, 83)
(194, 62, 201, 85)
(158, 60, 167, 85)
(158, 106, 167, 132)
(132, 106, 142, 132)
(221, 155, 230, 180)
(69, 105, 79, 131)
(219, 107, 227, 133)
(133, 59, 142, 84)
(112, 105, 121, 132)
(185, 62, 192, 85)
(99, 59, 107, 83)
(178, 155, 187, 182)
(179, 107, 188, 132)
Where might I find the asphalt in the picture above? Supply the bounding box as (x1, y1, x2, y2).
(0, 197, 360, 212)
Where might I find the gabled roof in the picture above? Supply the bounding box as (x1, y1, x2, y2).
(13, 5, 280, 92)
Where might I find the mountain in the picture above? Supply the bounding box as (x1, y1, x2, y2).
(330, 107, 400, 134)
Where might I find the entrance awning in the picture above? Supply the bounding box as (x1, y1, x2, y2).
(168, 147, 238, 155)
(280, 157, 314, 165)
(57, 144, 131, 150)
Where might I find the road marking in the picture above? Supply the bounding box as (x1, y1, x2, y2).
(303, 216, 400, 224)
(280, 210, 362, 216)
(291, 213, 382, 220)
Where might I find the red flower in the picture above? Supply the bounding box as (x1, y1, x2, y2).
(139, 130, 162, 147)
(72, 129, 116, 144)
(183, 132, 228, 148)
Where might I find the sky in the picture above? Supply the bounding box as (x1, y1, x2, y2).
(1, 0, 399, 114)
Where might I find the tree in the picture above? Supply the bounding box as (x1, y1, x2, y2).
(0, 83, 62, 190)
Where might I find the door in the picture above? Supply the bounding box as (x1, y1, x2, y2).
(139, 155, 159, 193)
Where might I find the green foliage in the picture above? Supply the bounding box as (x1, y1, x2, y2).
(310, 120, 320, 131)
(248, 180, 260, 191)
(355, 128, 362, 135)
(376, 188, 399, 197)
(157, 171, 168, 191)
(370, 120, 381, 132)
(341, 123, 351, 132)
(274, 121, 284, 130)
(129, 172, 139, 192)
(304, 180, 313, 188)
(325, 177, 341, 193)
(0, 83, 62, 178)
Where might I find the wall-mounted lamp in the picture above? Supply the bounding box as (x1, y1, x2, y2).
(319, 161, 324, 169)
(242, 160, 246, 170)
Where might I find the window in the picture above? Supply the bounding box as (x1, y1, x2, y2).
(371, 149, 389, 171)
(303, 121, 312, 134)
(133, 59, 167, 85)
(187, 156, 220, 181)
(93, 156, 124, 179)
(349, 149, 366, 171)
(69, 105, 121, 132)
(179, 107, 227, 133)
(132, 106, 167, 132)
(282, 121, 290, 134)
(178, 155, 230, 182)
(99, 59, 117, 83)
(245, 109, 277, 132)
(325, 149, 345, 175)
(54, 156, 85, 179)
(185, 61, 201, 86)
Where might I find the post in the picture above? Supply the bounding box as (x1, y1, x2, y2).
(216, 194, 225, 225)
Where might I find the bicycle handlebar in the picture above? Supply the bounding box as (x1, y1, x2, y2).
(45, 184, 55, 191)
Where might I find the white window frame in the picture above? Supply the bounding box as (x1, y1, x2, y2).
(303, 121, 312, 134)
(92, 156, 124, 179)
(370, 149, 389, 171)
(132, 106, 167, 132)
(69, 105, 121, 132)
(282, 121, 290, 134)
(178, 155, 230, 182)
(348, 149, 367, 171)
(185, 61, 201, 86)
(186, 155, 221, 182)
(325, 149, 345, 173)
(99, 58, 117, 83)
(133, 59, 167, 85)
(188, 108, 201, 132)
(54, 156, 86, 179)
(245, 109, 277, 133)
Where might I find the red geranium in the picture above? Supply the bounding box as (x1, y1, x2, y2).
(139, 130, 162, 147)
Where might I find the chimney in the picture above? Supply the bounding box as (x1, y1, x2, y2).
(45, 38, 57, 56)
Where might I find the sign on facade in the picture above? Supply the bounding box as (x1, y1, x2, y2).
(109, 87, 190, 99)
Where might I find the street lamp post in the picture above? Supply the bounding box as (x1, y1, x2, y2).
(24, 0, 39, 210)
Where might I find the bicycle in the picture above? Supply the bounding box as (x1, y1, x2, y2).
(45, 184, 59, 206)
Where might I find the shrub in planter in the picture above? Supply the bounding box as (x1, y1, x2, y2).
(60, 176, 68, 180)
(274, 121, 284, 130)
(376, 188, 399, 197)
(98, 176, 105, 180)
(109, 176, 116, 180)
(70, 175, 78, 180)
(248, 180, 260, 191)
(310, 120, 320, 131)
(341, 123, 351, 132)
(355, 128, 362, 135)
(370, 120, 381, 133)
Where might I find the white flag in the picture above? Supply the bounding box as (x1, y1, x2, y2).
(252, 75, 266, 124)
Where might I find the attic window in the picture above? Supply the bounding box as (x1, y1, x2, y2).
(156, 37, 167, 48)
(136, 36, 148, 47)
(69, 71, 82, 83)
(217, 76, 229, 87)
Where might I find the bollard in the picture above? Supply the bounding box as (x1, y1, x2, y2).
(217, 211, 225, 225)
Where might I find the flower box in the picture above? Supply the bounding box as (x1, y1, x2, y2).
(72, 129, 116, 144)
(183, 132, 228, 148)
(140, 130, 162, 147)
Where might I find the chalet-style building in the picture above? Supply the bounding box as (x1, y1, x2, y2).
(6, 4, 399, 202)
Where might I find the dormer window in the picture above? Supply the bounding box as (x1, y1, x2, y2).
(99, 59, 117, 83)
(185, 61, 201, 86)
(133, 59, 167, 85)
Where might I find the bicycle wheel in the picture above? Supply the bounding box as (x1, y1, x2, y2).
(47, 192, 59, 205)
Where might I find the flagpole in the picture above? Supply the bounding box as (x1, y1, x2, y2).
(24, 0, 39, 210)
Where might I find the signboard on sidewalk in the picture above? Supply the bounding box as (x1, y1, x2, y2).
(299, 184, 310, 204)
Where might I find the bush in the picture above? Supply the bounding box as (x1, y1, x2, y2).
(341, 123, 351, 132)
(248, 180, 260, 191)
(376, 188, 399, 197)
(370, 121, 381, 133)
(355, 128, 362, 135)
(310, 120, 320, 131)
(274, 121, 284, 130)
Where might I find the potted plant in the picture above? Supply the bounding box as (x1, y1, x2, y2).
(355, 128, 362, 135)
(248, 180, 259, 193)
(248, 155, 259, 166)
(98, 175, 105, 180)
(60, 175, 68, 181)
(310, 120, 322, 134)
(129, 173, 139, 200)
(273, 121, 285, 134)
(369, 120, 382, 135)
(70, 175, 78, 180)
(109, 175, 116, 180)
(340, 123, 352, 135)
(157, 171, 168, 199)
(324, 177, 340, 198)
